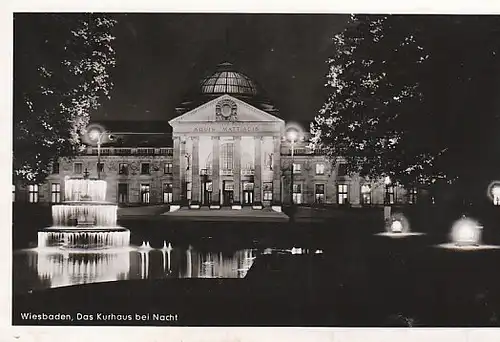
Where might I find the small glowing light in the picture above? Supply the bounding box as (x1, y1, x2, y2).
(286, 128, 299, 142)
(487, 181, 500, 205)
(384, 176, 392, 185)
(384, 213, 411, 235)
(391, 220, 403, 233)
(451, 217, 482, 246)
(492, 185, 500, 205)
(88, 129, 100, 141)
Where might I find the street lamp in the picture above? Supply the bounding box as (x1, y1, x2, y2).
(384, 176, 392, 204)
(286, 127, 300, 205)
(384, 176, 392, 221)
(86, 126, 114, 180)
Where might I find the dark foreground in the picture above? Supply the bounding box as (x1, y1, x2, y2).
(13, 204, 500, 326)
(14, 241, 500, 326)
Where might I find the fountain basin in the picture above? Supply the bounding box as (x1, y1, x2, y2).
(52, 204, 118, 227)
(38, 228, 130, 249)
(56, 201, 116, 206)
(41, 226, 128, 233)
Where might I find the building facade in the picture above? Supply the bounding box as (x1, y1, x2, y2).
(15, 62, 417, 208)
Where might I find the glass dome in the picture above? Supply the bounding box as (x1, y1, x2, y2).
(200, 62, 259, 96)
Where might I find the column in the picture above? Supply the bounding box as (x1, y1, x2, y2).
(254, 136, 262, 203)
(191, 136, 200, 203)
(272, 136, 281, 204)
(212, 136, 220, 205)
(233, 136, 241, 203)
(172, 137, 182, 202)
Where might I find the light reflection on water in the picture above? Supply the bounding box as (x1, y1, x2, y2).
(14, 245, 257, 293)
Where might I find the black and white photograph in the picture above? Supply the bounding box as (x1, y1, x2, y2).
(10, 10, 500, 331)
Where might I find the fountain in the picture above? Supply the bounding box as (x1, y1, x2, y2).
(37, 173, 130, 249)
(375, 212, 425, 238)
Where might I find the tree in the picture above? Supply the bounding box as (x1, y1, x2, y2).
(311, 15, 500, 201)
(14, 13, 117, 185)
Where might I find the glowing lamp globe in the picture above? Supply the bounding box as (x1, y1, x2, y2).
(451, 217, 482, 246)
(88, 129, 101, 142)
(492, 185, 500, 205)
(391, 220, 403, 233)
(286, 128, 299, 142)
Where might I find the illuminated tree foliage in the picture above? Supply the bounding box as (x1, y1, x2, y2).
(14, 13, 117, 185)
(312, 15, 500, 197)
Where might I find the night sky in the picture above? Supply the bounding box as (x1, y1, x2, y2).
(94, 14, 349, 124)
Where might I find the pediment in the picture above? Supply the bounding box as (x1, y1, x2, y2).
(169, 95, 284, 126)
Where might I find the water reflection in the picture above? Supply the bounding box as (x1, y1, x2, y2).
(14, 245, 257, 293)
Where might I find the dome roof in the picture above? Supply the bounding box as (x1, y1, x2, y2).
(199, 62, 259, 97)
(174, 61, 280, 117)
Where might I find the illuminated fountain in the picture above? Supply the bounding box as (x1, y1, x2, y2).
(37, 174, 130, 249)
(437, 216, 499, 251)
(35, 249, 130, 288)
(375, 212, 425, 238)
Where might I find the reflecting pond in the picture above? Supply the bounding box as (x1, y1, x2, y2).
(14, 244, 257, 293)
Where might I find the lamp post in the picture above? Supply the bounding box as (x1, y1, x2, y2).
(88, 128, 113, 180)
(384, 176, 392, 222)
(286, 128, 299, 205)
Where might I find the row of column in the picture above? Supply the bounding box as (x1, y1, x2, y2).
(173, 136, 281, 204)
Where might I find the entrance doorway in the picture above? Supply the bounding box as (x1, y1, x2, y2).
(223, 181, 234, 206)
(118, 183, 128, 204)
(203, 181, 212, 205)
(242, 182, 254, 205)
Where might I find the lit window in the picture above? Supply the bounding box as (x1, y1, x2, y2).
(164, 163, 173, 174)
(51, 183, 61, 203)
(409, 188, 418, 204)
(52, 162, 59, 174)
(263, 182, 273, 201)
(118, 163, 128, 175)
(221, 143, 234, 170)
(292, 183, 302, 204)
(315, 184, 325, 203)
(28, 184, 39, 203)
(361, 184, 371, 205)
(293, 163, 301, 174)
(140, 184, 150, 203)
(316, 163, 325, 175)
(337, 184, 348, 204)
(74, 162, 83, 174)
(141, 163, 150, 175)
(163, 183, 173, 203)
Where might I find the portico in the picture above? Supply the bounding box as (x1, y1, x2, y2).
(169, 95, 285, 208)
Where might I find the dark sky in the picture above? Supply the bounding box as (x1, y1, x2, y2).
(94, 13, 349, 123)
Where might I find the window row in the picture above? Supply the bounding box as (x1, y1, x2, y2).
(17, 182, 419, 205)
(55, 161, 330, 176)
(291, 163, 326, 175)
(290, 183, 419, 205)
(62, 162, 174, 176)
(121, 183, 174, 204)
